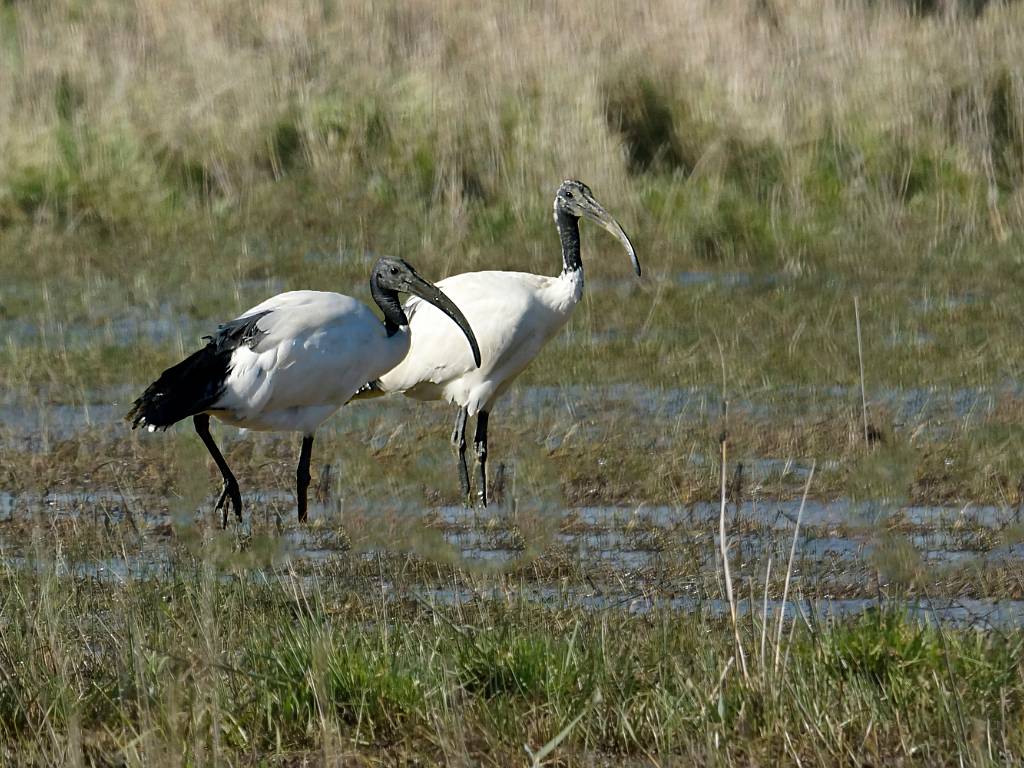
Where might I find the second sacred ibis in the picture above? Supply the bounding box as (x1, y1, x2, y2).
(360, 180, 639, 505)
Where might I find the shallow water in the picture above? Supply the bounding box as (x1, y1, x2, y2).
(6, 488, 1018, 536)
(0, 402, 126, 439)
(5, 551, 175, 582)
(1, 310, 206, 350)
(0, 380, 1018, 449)
(7, 538, 1019, 626)
(2, 496, 1020, 626)
(6, 495, 1015, 614)
(415, 585, 1024, 629)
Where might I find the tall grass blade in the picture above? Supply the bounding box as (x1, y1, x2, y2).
(774, 460, 815, 676)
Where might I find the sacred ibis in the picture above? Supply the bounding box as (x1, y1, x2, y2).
(127, 257, 481, 525)
(360, 180, 639, 506)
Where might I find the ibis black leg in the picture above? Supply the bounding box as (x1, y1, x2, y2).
(297, 434, 314, 523)
(193, 414, 242, 527)
(473, 410, 489, 508)
(451, 407, 470, 504)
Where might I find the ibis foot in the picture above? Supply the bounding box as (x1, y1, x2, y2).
(214, 478, 243, 528)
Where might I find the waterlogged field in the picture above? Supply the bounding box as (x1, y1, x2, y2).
(4, 254, 1024, 764)
(4, 0, 1024, 765)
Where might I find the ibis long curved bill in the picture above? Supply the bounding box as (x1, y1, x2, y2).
(401, 269, 482, 367)
(578, 192, 641, 277)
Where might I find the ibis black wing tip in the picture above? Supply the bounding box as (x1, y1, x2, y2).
(125, 400, 143, 428)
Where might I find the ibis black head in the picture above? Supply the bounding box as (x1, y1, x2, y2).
(371, 256, 423, 293)
(554, 179, 640, 276)
(370, 257, 482, 367)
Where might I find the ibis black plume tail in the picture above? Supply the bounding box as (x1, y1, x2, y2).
(126, 344, 232, 430)
(126, 310, 271, 431)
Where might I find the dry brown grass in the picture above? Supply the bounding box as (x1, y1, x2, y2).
(2, 0, 1023, 237)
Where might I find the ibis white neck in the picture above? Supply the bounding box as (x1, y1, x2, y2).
(558, 263, 584, 306)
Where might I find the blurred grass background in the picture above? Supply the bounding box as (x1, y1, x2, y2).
(2, 0, 1024, 395)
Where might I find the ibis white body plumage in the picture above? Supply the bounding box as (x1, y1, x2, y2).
(368, 180, 639, 506)
(379, 269, 582, 417)
(212, 291, 411, 434)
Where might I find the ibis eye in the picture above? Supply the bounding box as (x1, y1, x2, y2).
(565, 191, 574, 199)
(389, 267, 399, 275)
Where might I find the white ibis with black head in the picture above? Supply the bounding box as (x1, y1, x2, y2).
(127, 257, 481, 525)
(359, 180, 639, 506)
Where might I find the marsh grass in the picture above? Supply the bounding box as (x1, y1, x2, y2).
(2, 459, 1024, 763)
(3, 1, 1024, 763)
(0, 533, 1023, 765)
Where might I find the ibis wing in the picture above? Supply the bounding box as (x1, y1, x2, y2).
(215, 291, 392, 416)
(205, 310, 273, 352)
